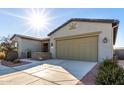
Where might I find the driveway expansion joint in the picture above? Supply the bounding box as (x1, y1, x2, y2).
(0, 59, 97, 85)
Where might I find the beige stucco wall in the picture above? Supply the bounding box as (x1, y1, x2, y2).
(20, 39, 42, 58)
(49, 21, 113, 62)
(11, 36, 22, 58)
(12, 36, 42, 58)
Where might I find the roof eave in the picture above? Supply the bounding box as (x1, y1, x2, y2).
(10, 34, 17, 40)
(48, 18, 120, 36)
(48, 18, 119, 45)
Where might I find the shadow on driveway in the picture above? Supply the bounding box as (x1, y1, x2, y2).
(0, 59, 97, 85)
(0, 59, 43, 76)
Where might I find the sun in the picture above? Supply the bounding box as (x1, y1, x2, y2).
(0, 8, 55, 36)
(29, 14, 47, 29)
(26, 9, 50, 31)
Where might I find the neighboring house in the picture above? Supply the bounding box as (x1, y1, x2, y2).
(11, 18, 119, 62)
(10, 34, 50, 58)
(114, 48, 124, 60)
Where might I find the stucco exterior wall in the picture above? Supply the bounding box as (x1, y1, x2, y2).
(11, 36, 42, 58)
(11, 36, 22, 58)
(49, 21, 113, 62)
(20, 39, 42, 58)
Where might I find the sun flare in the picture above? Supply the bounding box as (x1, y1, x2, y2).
(0, 8, 55, 37)
(26, 9, 51, 31)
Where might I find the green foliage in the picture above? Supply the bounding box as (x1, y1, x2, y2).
(13, 59, 21, 63)
(0, 36, 18, 61)
(27, 48, 32, 58)
(5, 51, 18, 61)
(96, 59, 124, 85)
(0, 36, 17, 54)
(27, 48, 32, 52)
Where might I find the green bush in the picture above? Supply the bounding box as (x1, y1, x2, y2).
(27, 49, 32, 58)
(96, 59, 124, 85)
(5, 51, 18, 61)
(13, 59, 21, 63)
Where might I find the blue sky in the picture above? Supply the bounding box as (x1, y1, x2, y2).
(0, 8, 124, 47)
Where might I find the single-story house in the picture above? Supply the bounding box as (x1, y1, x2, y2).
(10, 18, 119, 62)
(10, 34, 50, 58)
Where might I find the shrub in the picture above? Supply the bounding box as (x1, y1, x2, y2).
(0, 52, 5, 60)
(13, 59, 21, 63)
(96, 59, 124, 85)
(27, 49, 32, 58)
(5, 51, 18, 61)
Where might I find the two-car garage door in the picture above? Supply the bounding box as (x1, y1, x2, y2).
(56, 35, 98, 61)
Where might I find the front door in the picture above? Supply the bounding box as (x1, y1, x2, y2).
(43, 43, 49, 52)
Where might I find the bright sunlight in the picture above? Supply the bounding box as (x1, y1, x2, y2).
(26, 9, 51, 32)
(0, 8, 55, 36)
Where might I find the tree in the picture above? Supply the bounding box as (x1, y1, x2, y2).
(0, 36, 16, 54)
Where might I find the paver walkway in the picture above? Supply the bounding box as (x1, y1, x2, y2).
(0, 59, 96, 85)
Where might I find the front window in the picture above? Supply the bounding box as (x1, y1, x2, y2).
(12, 41, 18, 51)
(14, 42, 18, 48)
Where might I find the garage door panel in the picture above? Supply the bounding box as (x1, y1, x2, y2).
(56, 36, 98, 61)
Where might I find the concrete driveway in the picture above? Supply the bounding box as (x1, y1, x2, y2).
(0, 59, 97, 85)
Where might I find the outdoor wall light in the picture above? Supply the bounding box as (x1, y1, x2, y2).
(103, 37, 108, 43)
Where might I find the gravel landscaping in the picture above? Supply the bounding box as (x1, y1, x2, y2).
(77, 64, 99, 85)
(1, 60, 31, 67)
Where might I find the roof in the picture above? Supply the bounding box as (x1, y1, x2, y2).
(10, 34, 49, 41)
(41, 37, 50, 41)
(114, 47, 124, 50)
(48, 18, 119, 44)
